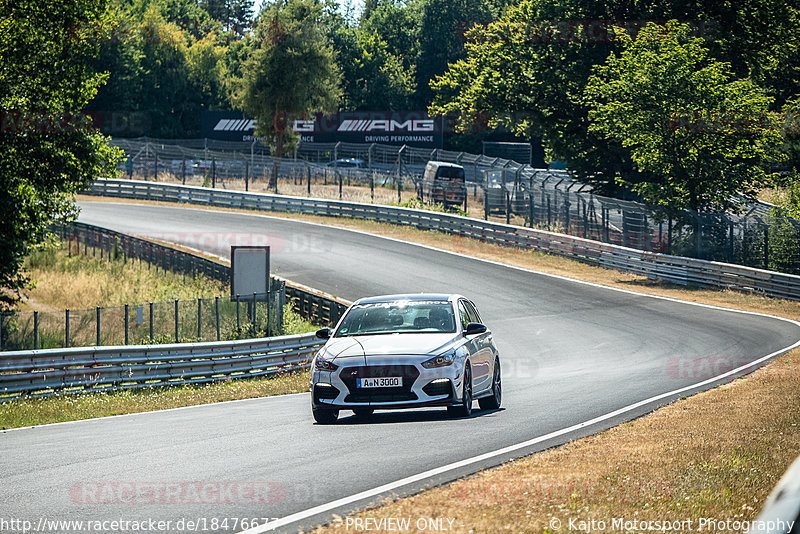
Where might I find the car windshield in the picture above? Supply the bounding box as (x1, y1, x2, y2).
(437, 167, 464, 179)
(335, 300, 456, 337)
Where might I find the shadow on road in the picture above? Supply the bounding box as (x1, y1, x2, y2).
(331, 407, 505, 425)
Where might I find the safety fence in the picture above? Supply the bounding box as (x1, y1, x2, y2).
(0, 333, 324, 400)
(109, 137, 793, 274)
(0, 222, 350, 351)
(85, 179, 800, 301)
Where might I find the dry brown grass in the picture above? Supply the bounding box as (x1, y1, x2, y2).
(80, 196, 800, 533)
(21, 247, 227, 311)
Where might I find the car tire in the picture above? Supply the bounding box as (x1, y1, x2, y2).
(447, 365, 473, 418)
(353, 408, 374, 418)
(313, 408, 339, 424)
(479, 358, 502, 410)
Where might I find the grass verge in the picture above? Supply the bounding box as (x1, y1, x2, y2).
(22, 246, 228, 311)
(75, 197, 800, 533)
(0, 371, 309, 430)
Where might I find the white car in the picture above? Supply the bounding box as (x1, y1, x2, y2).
(310, 294, 502, 424)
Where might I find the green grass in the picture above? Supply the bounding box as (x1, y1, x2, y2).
(0, 371, 310, 429)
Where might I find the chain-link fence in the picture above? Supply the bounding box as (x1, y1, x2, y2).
(0, 282, 285, 351)
(108, 137, 798, 274)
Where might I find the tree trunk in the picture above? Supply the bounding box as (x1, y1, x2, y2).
(271, 131, 283, 191)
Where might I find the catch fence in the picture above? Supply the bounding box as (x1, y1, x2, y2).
(108, 137, 796, 274)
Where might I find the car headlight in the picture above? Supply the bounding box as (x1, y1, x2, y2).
(422, 351, 456, 369)
(314, 354, 339, 372)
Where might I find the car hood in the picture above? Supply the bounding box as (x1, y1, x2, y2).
(324, 333, 458, 361)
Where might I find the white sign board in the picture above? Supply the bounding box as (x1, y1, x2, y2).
(231, 246, 270, 299)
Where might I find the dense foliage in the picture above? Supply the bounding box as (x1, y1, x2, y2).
(0, 0, 122, 310)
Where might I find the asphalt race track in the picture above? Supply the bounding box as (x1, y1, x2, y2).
(1, 200, 798, 533)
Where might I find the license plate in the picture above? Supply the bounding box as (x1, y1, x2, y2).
(356, 377, 401, 388)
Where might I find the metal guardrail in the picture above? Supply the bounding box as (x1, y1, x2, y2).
(0, 333, 323, 400)
(85, 179, 800, 301)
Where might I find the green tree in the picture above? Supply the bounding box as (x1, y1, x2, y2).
(430, 0, 799, 193)
(360, 0, 420, 72)
(586, 22, 782, 215)
(415, 0, 498, 108)
(335, 27, 415, 110)
(0, 0, 121, 310)
(234, 0, 341, 188)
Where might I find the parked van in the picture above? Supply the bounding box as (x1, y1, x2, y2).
(423, 161, 466, 209)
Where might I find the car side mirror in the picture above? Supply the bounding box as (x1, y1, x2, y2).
(315, 328, 332, 340)
(464, 322, 487, 336)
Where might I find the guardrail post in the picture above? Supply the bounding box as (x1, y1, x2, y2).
(764, 226, 770, 269)
(667, 217, 672, 254)
(397, 175, 402, 203)
(728, 222, 734, 263)
(505, 191, 511, 225)
(370, 175, 374, 202)
(307, 164, 311, 195)
(215, 297, 220, 341)
(96, 307, 101, 346)
(212, 158, 216, 188)
(174, 299, 179, 343)
(0, 312, 3, 351)
(65, 309, 70, 348)
(124, 304, 129, 345)
(245, 160, 249, 192)
(484, 186, 488, 220)
(266, 289, 271, 337)
(251, 293, 257, 337)
(34, 311, 39, 350)
(197, 298, 202, 340)
(236, 296, 241, 333)
(529, 191, 535, 228)
(338, 172, 343, 200)
(149, 302, 154, 342)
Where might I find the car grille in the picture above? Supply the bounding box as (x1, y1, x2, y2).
(341, 365, 419, 403)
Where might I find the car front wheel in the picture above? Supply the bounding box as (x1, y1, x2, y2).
(479, 358, 502, 410)
(313, 407, 339, 424)
(448, 365, 473, 418)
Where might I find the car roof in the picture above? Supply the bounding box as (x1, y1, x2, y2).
(425, 161, 464, 169)
(353, 293, 462, 305)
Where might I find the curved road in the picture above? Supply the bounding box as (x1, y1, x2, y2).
(1, 200, 798, 533)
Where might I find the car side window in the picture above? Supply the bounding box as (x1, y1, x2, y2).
(457, 301, 471, 330)
(464, 301, 481, 324)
